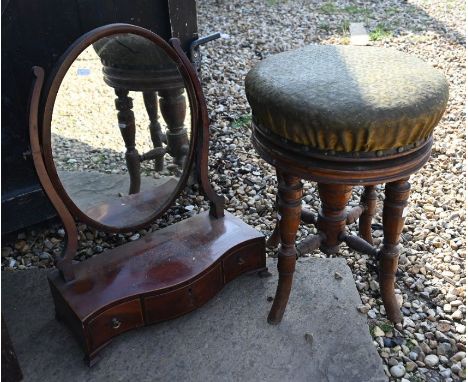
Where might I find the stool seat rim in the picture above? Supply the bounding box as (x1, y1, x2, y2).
(251, 123, 432, 185)
(253, 121, 430, 162)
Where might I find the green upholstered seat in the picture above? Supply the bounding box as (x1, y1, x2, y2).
(245, 45, 449, 154)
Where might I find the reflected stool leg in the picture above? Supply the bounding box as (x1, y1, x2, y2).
(159, 88, 189, 166)
(115, 89, 140, 194)
(143, 91, 165, 171)
(379, 178, 410, 323)
(268, 173, 303, 324)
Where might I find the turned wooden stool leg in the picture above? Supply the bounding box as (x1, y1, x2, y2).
(266, 170, 282, 248)
(266, 202, 281, 248)
(159, 88, 189, 166)
(268, 173, 302, 324)
(379, 178, 410, 323)
(115, 89, 140, 194)
(316, 184, 353, 254)
(359, 185, 377, 244)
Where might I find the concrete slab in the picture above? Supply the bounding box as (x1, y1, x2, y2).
(350, 23, 370, 46)
(2, 258, 386, 382)
(58, 170, 176, 212)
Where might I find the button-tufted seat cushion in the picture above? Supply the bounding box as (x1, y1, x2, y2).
(245, 45, 449, 154)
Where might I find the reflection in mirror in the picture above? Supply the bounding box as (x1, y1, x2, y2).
(51, 33, 191, 229)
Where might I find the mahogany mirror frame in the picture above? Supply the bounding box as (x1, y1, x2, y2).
(41, 24, 198, 232)
(29, 23, 225, 281)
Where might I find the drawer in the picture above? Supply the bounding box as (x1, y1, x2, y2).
(223, 242, 265, 283)
(87, 299, 144, 351)
(144, 263, 223, 324)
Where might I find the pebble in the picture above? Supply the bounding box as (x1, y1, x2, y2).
(450, 352, 466, 362)
(408, 352, 418, 362)
(451, 363, 462, 374)
(459, 368, 466, 378)
(415, 332, 425, 341)
(437, 343, 451, 356)
(452, 310, 463, 320)
(437, 322, 452, 333)
(406, 361, 417, 372)
(388, 358, 398, 366)
(1, 247, 12, 258)
(129, 234, 140, 241)
(39, 252, 51, 260)
(367, 310, 377, 319)
(383, 338, 393, 348)
(395, 294, 404, 307)
(369, 280, 379, 291)
(440, 369, 452, 378)
(43, 239, 54, 250)
(389, 364, 406, 378)
(373, 326, 385, 337)
(356, 304, 370, 314)
(424, 354, 439, 368)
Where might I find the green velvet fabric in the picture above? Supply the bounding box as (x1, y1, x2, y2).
(245, 45, 449, 153)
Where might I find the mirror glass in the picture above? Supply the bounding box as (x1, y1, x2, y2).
(51, 33, 192, 229)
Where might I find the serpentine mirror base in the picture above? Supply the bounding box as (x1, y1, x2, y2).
(29, 24, 267, 366)
(48, 211, 266, 366)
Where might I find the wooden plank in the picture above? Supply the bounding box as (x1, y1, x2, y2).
(168, 0, 198, 52)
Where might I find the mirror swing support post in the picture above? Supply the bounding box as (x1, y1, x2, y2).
(29, 24, 267, 366)
(170, 37, 225, 218)
(29, 66, 77, 282)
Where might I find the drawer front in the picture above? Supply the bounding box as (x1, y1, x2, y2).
(223, 241, 265, 283)
(144, 263, 223, 324)
(87, 299, 144, 351)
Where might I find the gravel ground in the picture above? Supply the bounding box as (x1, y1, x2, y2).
(2, 1, 465, 381)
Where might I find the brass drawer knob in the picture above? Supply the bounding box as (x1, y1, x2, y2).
(111, 318, 122, 329)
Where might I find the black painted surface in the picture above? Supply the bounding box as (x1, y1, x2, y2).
(1, 0, 197, 233)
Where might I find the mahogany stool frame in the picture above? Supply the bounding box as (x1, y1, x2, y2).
(252, 121, 433, 324)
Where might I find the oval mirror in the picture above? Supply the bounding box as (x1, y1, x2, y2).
(42, 26, 196, 232)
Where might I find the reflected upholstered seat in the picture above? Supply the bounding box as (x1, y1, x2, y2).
(245, 44, 448, 325)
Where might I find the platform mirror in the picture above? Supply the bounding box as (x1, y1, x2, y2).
(46, 32, 193, 231)
(29, 23, 266, 366)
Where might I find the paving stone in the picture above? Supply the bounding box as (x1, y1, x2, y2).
(2, 258, 386, 382)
